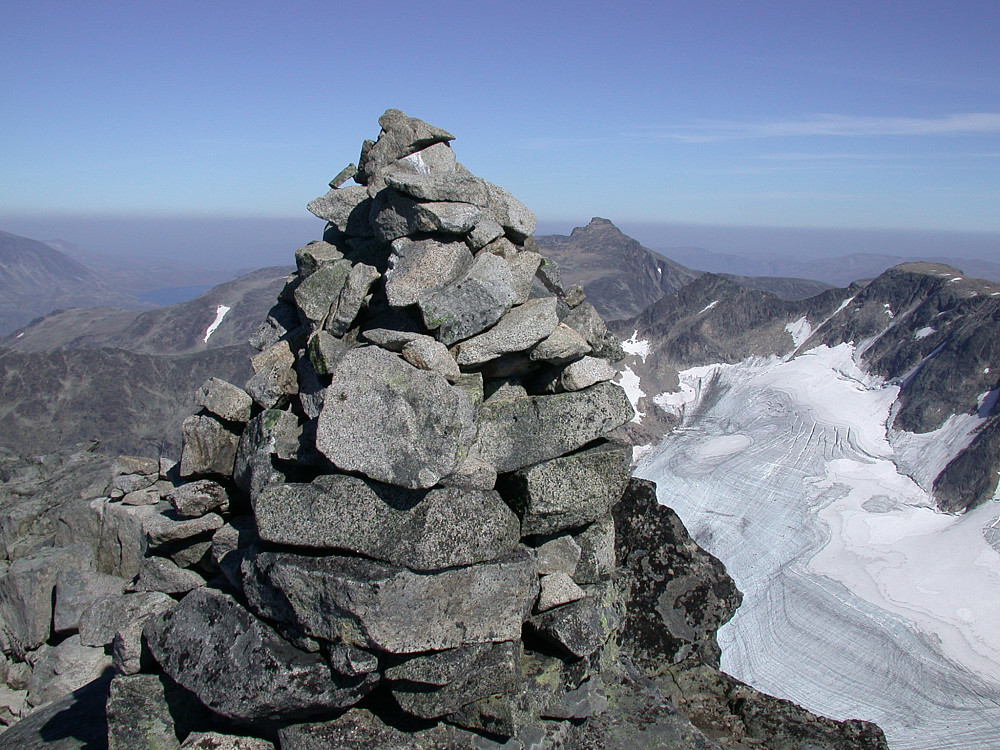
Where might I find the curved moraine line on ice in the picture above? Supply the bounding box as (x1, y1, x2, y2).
(203, 304, 232, 343)
(636, 344, 1000, 750)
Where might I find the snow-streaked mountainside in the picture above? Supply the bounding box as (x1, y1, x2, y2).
(618, 265, 1000, 750)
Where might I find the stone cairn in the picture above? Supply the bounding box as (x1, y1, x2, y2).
(101, 109, 634, 745)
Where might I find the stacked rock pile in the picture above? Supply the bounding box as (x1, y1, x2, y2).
(131, 109, 636, 743)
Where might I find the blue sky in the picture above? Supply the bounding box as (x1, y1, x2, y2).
(2, 0, 999, 260)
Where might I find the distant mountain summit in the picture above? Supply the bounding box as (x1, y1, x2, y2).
(0, 230, 138, 335)
(536, 217, 698, 320)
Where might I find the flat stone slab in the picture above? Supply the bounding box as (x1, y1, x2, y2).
(384, 237, 472, 308)
(454, 297, 559, 366)
(498, 440, 632, 535)
(253, 475, 519, 570)
(242, 548, 538, 654)
(145, 587, 376, 722)
(475, 382, 634, 474)
(316, 346, 477, 489)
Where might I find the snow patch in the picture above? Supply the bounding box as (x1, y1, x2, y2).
(950, 277, 963, 282)
(698, 300, 719, 315)
(914, 326, 936, 339)
(632, 444, 655, 464)
(621, 331, 651, 362)
(652, 363, 726, 420)
(614, 365, 646, 424)
(14, 332, 24, 339)
(883, 302, 894, 318)
(784, 316, 812, 349)
(203, 305, 232, 343)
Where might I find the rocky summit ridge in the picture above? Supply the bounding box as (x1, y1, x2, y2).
(0, 111, 887, 750)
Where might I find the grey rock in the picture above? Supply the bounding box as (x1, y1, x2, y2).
(384, 170, 489, 204)
(0, 544, 94, 659)
(439, 448, 498, 490)
(121, 487, 162, 505)
(253, 475, 519, 570)
(329, 164, 357, 189)
(294, 354, 326, 419)
(78, 591, 174, 648)
(316, 346, 477, 489)
(357, 109, 455, 186)
(106, 673, 202, 750)
(165, 479, 228, 518)
(179, 414, 240, 478)
(361, 327, 426, 352)
(194, 378, 253, 424)
(529, 581, 624, 659)
(249, 301, 300, 352)
(529, 323, 591, 364)
(211, 516, 259, 568)
(536, 572, 586, 613)
(326, 262, 379, 337)
(573, 514, 616, 584)
(295, 240, 345, 277)
(385, 237, 473, 308)
(111, 594, 175, 675)
(467, 216, 505, 249)
(111, 456, 159, 483)
(559, 355, 617, 391)
(53, 568, 127, 634)
(498, 440, 632, 535)
(419, 251, 518, 345)
(401, 336, 461, 382)
(128, 556, 205, 594)
(475, 383, 634, 474)
(454, 297, 559, 366)
(233, 409, 302, 493)
(369, 190, 424, 242)
(506, 251, 543, 304)
(535, 536, 582, 576)
(250, 339, 295, 374)
(140, 504, 225, 549)
(109, 470, 156, 496)
(91, 499, 151, 578)
(145, 587, 376, 721)
(242, 547, 538, 653)
(26, 635, 111, 708)
(306, 185, 373, 236)
(167, 538, 213, 569)
(327, 643, 379, 678)
(564, 285, 586, 308)
(0, 685, 27, 724)
(394, 141, 457, 176)
(180, 733, 275, 750)
(306, 329, 351, 375)
(481, 179, 536, 241)
(387, 641, 520, 718)
(293, 259, 352, 328)
(244, 358, 299, 410)
(0, 672, 113, 749)
(542, 676, 608, 721)
(562, 302, 624, 361)
(413, 201, 483, 235)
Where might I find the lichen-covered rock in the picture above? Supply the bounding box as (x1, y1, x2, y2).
(241, 547, 538, 653)
(453, 297, 559, 366)
(253, 475, 519, 570)
(477, 384, 631, 476)
(316, 346, 477, 489)
(145, 587, 376, 722)
(194, 378, 253, 424)
(179, 414, 239, 478)
(497, 439, 632, 534)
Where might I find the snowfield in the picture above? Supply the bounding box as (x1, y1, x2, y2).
(636, 343, 1000, 750)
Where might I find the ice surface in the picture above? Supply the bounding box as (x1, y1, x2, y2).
(914, 326, 936, 339)
(637, 344, 1000, 750)
(203, 304, 231, 343)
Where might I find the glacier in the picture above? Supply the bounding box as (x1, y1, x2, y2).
(636, 343, 1000, 750)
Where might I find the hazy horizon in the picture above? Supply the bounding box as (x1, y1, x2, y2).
(2, 214, 997, 280)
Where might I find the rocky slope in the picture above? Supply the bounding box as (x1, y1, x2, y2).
(614, 263, 1000, 512)
(0, 110, 886, 750)
(0, 231, 142, 336)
